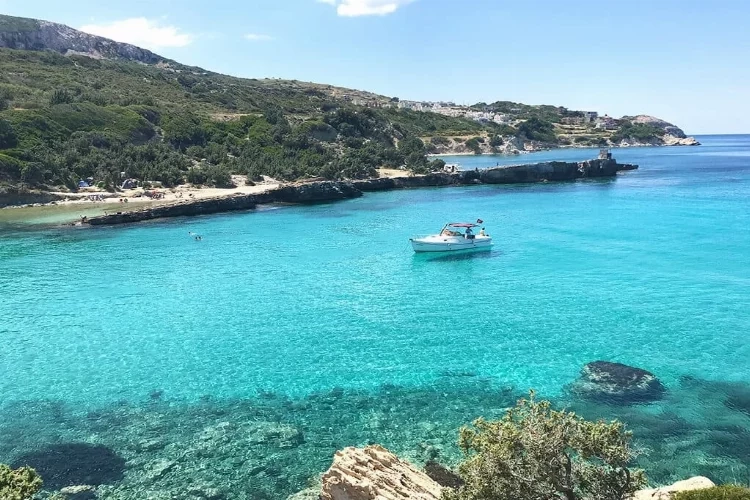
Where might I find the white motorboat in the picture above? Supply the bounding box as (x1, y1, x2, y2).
(410, 221, 492, 253)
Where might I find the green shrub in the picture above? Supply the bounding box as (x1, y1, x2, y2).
(0, 463, 42, 500)
(0, 118, 16, 148)
(673, 486, 750, 500)
(49, 88, 74, 105)
(464, 137, 482, 155)
(517, 117, 557, 143)
(611, 122, 665, 142)
(443, 392, 645, 500)
(0, 152, 23, 180)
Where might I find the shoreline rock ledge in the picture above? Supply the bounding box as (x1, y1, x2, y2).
(320, 445, 443, 500)
(634, 476, 715, 500)
(570, 360, 666, 404)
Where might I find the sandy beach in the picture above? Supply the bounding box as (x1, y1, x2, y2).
(45, 175, 281, 207)
(0, 175, 281, 226)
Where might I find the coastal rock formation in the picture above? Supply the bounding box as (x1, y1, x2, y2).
(634, 476, 715, 500)
(0, 14, 167, 64)
(86, 193, 259, 225)
(84, 160, 635, 225)
(320, 445, 443, 500)
(570, 361, 666, 404)
(663, 135, 701, 146)
(274, 181, 362, 203)
(85, 181, 362, 225)
(479, 158, 636, 184)
(626, 115, 688, 138)
(622, 115, 700, 146)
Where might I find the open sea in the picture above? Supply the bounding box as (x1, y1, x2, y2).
(1, 135, 749, 498)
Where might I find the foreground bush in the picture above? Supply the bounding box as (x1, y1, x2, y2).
(674, 486, 750, 500)
(0, 464, 42, 500)
(444, 392, 645, 500)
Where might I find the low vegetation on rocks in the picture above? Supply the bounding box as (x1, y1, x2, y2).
(673, 486, 750, 500)
(443, 392, 646, 500)
(0, 463, 42, 500)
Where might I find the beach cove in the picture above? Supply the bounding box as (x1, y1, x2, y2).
(1, 136, 749, 499)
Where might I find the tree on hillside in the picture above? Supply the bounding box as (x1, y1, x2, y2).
(443, 392, 646, 500)
(0, 119, 17, 149)
(162, 113, 208, 150)
(517, 117, 556, 143)
(49, 88, 74, 105)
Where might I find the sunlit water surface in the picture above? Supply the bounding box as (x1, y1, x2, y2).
(1, 135, 749, 498)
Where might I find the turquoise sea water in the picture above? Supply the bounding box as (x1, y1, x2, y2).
(1, 135, 749, 498)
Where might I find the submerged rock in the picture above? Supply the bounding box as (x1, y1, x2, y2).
(634, 476, 715, 500)
(12, 442, 125, 489)
(59, 484, 97, 500)
(570, 361, 665, 404)
(320, 445, 442, 500)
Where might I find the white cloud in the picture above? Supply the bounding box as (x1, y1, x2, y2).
(320, 0, 413, 17)
(79, 18, 193, 50)
(244, 33, 274, 41)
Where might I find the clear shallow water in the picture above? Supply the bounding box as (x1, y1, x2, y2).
(1, 135, 749, 497)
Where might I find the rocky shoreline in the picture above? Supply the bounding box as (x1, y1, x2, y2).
(84, 157, 637, 226)
(308, 444, 716, 500)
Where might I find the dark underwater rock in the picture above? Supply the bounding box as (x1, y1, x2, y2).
(12, 443, 125, 489)
(424, 460, 464, 489)
(724, 390, 750, 417)
(570, 361, 665, 404)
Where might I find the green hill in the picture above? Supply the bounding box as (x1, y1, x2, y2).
(0, 44, 489, 190)
(0, 13, 693, 192)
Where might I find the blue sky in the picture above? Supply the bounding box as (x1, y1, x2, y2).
(1, 0, 748, 133)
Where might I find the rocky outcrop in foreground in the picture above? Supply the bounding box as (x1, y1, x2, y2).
(570, 361, 666, 404)
(320, 445, 443, 500)
(308, 444, 714, 500)
(634, 476, 715, 500)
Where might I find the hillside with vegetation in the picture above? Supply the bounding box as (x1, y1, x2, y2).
(0, 14, 695, 193)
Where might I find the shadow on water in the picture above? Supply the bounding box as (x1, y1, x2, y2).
(413, 248, 500, 263)
(12, 443, 125, 489)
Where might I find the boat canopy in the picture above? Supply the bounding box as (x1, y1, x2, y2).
(447, 222, 480, 228)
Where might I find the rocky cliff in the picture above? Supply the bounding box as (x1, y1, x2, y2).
(0, 14, 167, 64)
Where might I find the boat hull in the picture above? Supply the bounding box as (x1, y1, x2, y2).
(410, 236, 493, 253)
